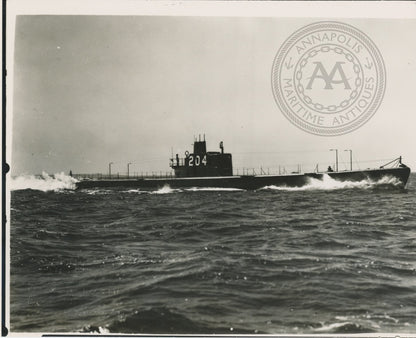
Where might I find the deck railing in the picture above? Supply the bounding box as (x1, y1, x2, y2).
(72, 172, 175, 180)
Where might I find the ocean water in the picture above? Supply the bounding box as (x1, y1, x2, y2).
(8, 173, 416, 334)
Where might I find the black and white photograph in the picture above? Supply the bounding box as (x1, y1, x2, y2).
(4, 1, 416, 336)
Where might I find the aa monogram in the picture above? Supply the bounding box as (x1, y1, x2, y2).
(271, 21, 386, 136)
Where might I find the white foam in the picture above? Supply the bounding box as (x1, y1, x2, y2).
(313, 321, 353, 332)
(185, 187, 244, 192)
(10, 172, 78, 192)
(82, 189, 113, 195)
(121, 186, 243, 194)
(261, 174, 402, 191)
(98, 326, 109, 334)
(124, 189, 143, 194)
(139, 185, 244, 194)
(150, 185, 180, 194)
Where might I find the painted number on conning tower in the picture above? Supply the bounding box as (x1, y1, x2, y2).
(188, 155, 207, 166)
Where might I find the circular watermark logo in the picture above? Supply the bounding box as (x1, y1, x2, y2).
(271, 21, 386, 136)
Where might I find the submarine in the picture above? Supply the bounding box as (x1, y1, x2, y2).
(75, 136, 411, 190)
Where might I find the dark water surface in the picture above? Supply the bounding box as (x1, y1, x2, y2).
(9, 173, 416, 334)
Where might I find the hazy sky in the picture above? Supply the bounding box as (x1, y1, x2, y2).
(10, 14, 416, 175)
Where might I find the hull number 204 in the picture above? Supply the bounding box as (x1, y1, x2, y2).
(188, 155, 207, 166)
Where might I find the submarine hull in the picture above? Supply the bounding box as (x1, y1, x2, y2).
(76, 167, 411, 190)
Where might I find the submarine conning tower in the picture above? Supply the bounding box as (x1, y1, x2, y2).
(170, 135, 233, 177)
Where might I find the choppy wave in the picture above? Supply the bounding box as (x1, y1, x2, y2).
(82, 309, 403, 334)
(312, 312, 407, 333)
(10, 173, 416, 333)
(82, 307, 257, 334)
(313, 321, 375, 333)
(123, 186, 244, 194)
(185, 187, 244, 192)
(262, 174, 403, 191)
(10, 172, 77, 192)
(151, 185, 180, 194)
(81, 189, 113, 195)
